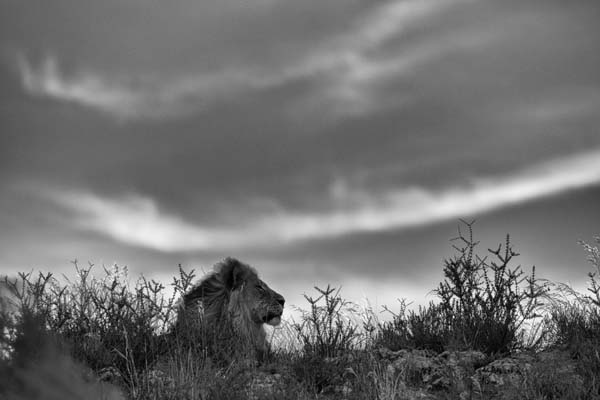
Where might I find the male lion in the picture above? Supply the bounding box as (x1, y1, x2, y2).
(175, 257, 285, 361)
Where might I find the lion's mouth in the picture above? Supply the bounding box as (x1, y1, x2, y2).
(263, 312, 282, 326)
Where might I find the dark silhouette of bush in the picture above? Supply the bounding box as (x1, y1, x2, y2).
(547, 236, 600, 397)
(0, 262, 193, 396)
(376, 300, 449, 352)
(293, 285, 361, 358)
(376, 221, 546, 355)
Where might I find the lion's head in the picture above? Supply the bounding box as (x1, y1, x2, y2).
(176, 258, 284, 359)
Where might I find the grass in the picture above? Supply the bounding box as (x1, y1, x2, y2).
(1, 222, 599, 399)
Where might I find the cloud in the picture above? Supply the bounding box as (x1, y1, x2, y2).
(39, 150, 600, 252)
(241, 0, 484, 118)
(19, 56, 146, 118)
(267, 150, 600, 240)
(17, 55, 245, 119)
(16, 0, 476, 120)
(40, 190, 242, 252)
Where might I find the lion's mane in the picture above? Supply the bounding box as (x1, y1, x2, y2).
(175, 258, 281, 359)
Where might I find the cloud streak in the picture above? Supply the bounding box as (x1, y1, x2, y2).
(19, 56, 146, 118)
(40, 150, 600, 252)
(17, 56, 234, 119)
(16, 0, 474, 120)
(267, 150, 600, 240)
(41, 190, 242, 251)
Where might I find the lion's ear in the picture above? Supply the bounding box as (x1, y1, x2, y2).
(219, 257, 248, 290)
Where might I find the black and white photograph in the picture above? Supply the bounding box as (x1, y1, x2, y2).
(1, 0, 599, 398)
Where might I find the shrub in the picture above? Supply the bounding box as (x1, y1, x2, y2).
(291, 285, 370, 396)
(545, 236, 600, 398)
(374, 299, 413, 351)
(376, 221, 546, 355)
(579, 235, 600, 307)
(376, 300, 449, 352)
(0, 262, 201, 398)
(293, 285, 362, 358)
(434, 220, 546, 355)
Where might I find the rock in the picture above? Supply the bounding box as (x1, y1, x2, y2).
(377, 347, 410, 361)
(383, 349, 488, 391)
(320, 383, 353, 397)
(246, 371, 286, 400)
(474, 353, 534, 387)
(438, 350, 487, 367)
(376, 347, 588, 398)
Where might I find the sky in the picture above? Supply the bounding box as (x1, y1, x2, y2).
(1, 0, 599, 318)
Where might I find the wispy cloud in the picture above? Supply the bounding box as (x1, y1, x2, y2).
(39, 150, 600, 252)
(17, 55, 247, 119)
(19, 56, 147, 119)
(245, 0, 483, 118)
(16, 0, 477, 120)
(40, 189, 242, 252)
(265, 150, 600, 241)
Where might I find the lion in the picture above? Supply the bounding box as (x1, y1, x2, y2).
(174, 257, 285, 361)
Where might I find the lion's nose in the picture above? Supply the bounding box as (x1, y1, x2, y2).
(276, 295, 285, 307)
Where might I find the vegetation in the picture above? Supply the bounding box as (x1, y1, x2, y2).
(1, 222, 599, 399)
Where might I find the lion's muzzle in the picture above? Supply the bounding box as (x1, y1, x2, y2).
(264, 293, 284, 326)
